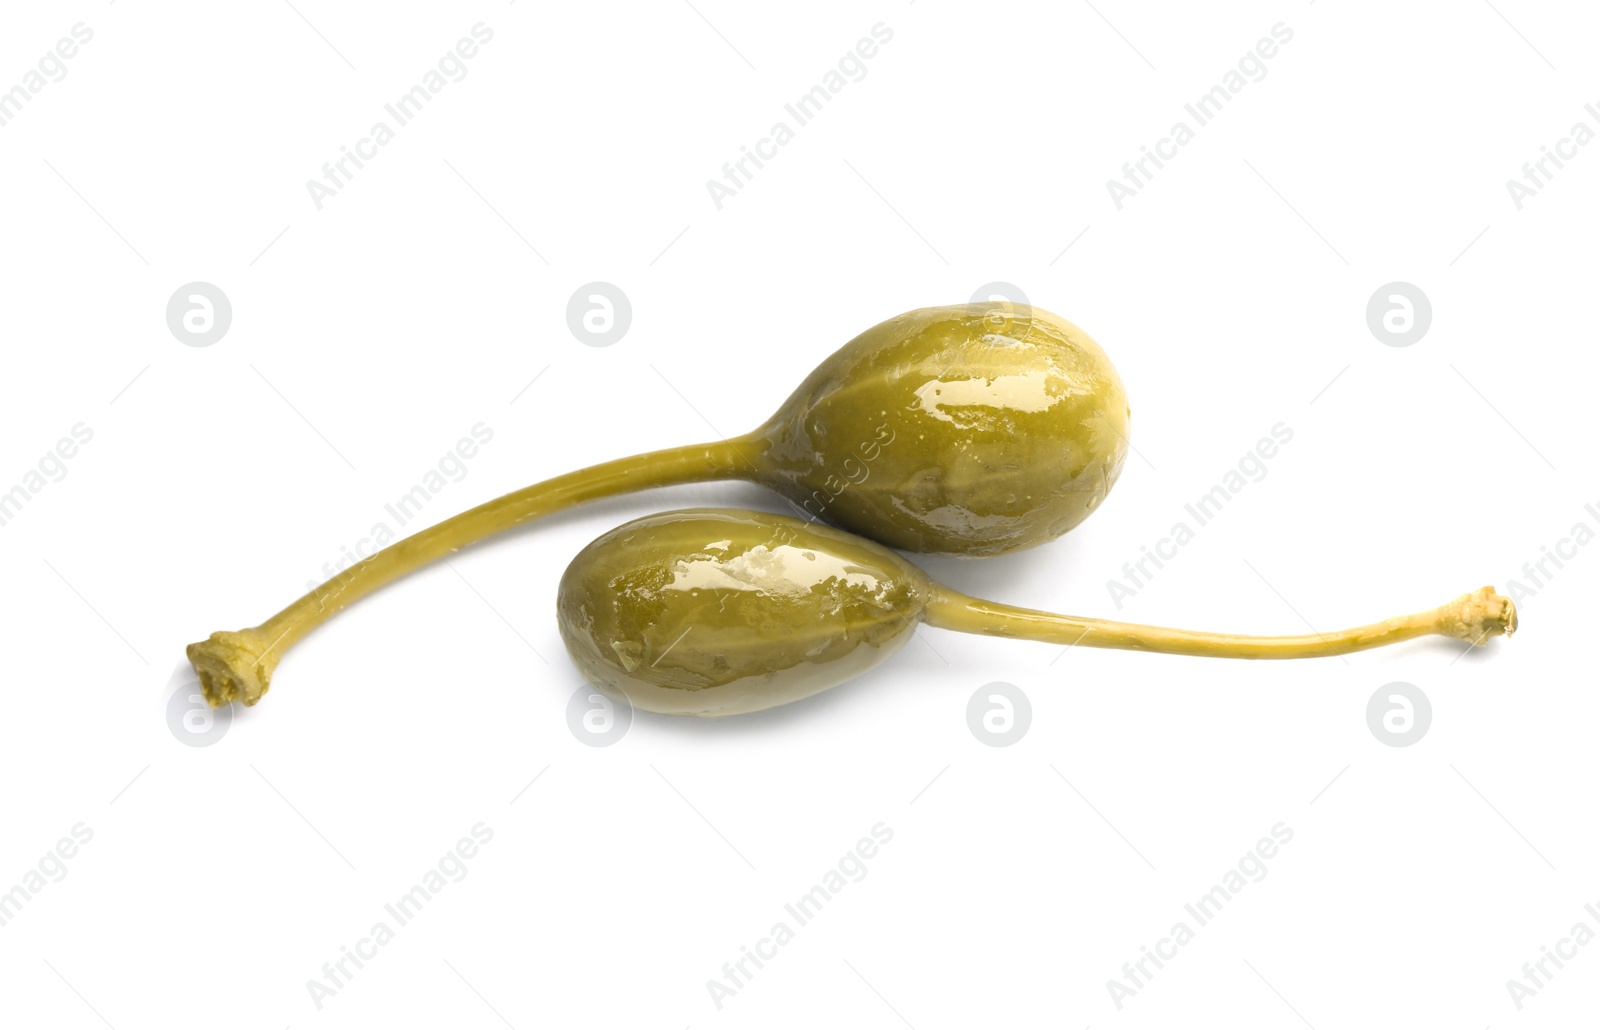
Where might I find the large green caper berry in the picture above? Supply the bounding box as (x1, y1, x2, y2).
(753, 304, 1131, 556)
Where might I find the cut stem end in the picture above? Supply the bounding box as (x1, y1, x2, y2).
(186, 630, 276, 708)
(1440, 586, 1517, 646)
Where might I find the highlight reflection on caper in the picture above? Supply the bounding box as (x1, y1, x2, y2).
(559, 509, 1517, 717)
(189, 304, 1129, 707)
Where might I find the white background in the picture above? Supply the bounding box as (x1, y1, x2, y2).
(0, 1, 1595, 1027)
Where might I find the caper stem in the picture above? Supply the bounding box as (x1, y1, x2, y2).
(187, 438, 755, 707)
(923, 585, 1517, 659)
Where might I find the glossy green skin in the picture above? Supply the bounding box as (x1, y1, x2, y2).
(753, 304, 1130, 557)
(558, 509, 930, 717)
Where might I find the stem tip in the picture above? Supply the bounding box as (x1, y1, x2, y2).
(1441, 586, 1517, 645)
(186, 630, 275, 708)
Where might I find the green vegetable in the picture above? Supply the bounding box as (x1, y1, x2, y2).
(559, 508, 1517, 717)
(188, 303, 1129, 707)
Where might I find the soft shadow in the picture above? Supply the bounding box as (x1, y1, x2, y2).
(474, 478, 784, 547)
(1403, 634, 1501, 663)
(627, 659, 907, 743)
(909, 526, 1100, 601)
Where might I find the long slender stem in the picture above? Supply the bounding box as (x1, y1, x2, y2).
(923, 585, 1517, 659)
(188, 438, 756, 706)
